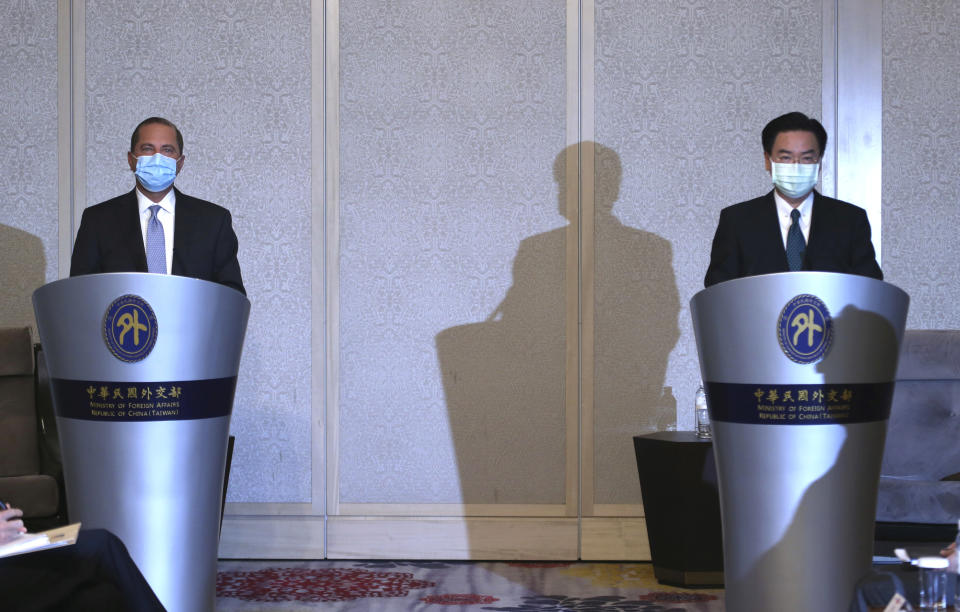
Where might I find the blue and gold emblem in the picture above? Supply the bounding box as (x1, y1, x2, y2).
(777, 294, 833, 364)
(103, 294, 158, 363)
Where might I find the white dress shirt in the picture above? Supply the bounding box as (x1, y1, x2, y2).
(774, 190, 813, 249)
(136, 188, 176, 275)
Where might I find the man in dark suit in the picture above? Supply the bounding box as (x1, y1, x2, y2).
(704, 112, 882, 288)
(71, 117, 245, 295)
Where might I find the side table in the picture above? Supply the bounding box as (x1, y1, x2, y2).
(633, 431, 724, 587)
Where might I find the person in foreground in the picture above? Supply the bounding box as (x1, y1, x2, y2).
(70, 116, 245, 295)
(704, 111, 883, 288)
(0, 503, 165, 611)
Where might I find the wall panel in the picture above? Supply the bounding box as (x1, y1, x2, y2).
(592, 0, 823, 506)
(0, 1, 59, 332)
(882, 1, 960, 329)
(84, 0, 313, 503)
(336, 1, 570, 511)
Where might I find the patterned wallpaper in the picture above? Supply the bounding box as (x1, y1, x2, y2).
(338, 1, 568, 504)
(594, 0, 822, 503)
(6, 0, 950, 516)
(84, 0, 313, 502)
(0, 1, 58, 334)
(883, 1, 960, 329)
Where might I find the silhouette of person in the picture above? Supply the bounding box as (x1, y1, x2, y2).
(438, 143, 679, 506)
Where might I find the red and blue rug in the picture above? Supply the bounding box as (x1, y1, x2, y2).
(215, 561, 724, 610)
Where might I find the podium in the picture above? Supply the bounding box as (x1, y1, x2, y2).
(33, 273, 249, 612)
(690, 272, 908, 611)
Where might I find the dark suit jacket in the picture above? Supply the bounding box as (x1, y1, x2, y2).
(70, 188, 245, 295)
(704, 190, 882, 288)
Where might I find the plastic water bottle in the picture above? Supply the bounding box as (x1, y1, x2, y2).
(695, 383, 711, 439)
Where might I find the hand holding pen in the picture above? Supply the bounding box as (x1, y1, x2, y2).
(0, 500, 27, 545)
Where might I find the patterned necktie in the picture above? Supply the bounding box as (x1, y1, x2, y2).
(786, 208, 805, 272)
(147, 204, 166, 274)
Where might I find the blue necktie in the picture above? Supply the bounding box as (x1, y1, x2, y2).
(147, 205, 166, 274)
(786, 208, 805, 272)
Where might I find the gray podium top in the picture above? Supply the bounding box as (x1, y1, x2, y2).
(34, 273, 250, 382)
(691, 271, 909, 385)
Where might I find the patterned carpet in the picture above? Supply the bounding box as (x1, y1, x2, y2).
(215, 561, 724, 611)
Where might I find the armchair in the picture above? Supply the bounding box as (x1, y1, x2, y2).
(0, 326, 62, 530)
(877, 330, 960, 538)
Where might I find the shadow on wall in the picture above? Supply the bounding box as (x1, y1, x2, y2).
(435, 143, 679, 511)
(0, 224, 46, 332)
(590, 142, 679, 506)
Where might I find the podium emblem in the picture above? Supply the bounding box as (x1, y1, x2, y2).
(777, 294, 833, 364)
(102, 294, 159, 362)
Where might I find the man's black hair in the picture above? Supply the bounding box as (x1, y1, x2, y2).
(762, 112, 827, 157)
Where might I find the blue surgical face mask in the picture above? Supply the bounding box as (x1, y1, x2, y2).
(771, 162, 819, 199)
(134, 153, 178, 192)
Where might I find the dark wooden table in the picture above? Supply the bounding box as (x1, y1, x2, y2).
(633, 431, 724, 587)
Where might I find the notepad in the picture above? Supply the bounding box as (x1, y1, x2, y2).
(0, 523, 81, 559)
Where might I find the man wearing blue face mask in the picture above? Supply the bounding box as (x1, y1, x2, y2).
(70, 117, 245, 295)
(704, 112, 882, 287)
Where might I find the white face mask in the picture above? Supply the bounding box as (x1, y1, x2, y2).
(771, 162, 819, 199)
